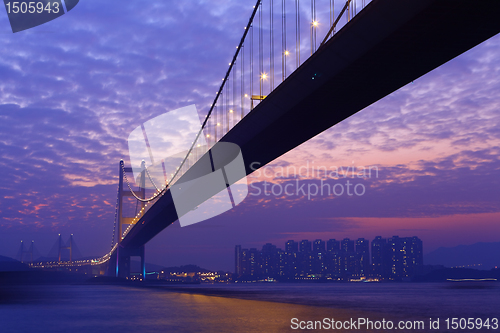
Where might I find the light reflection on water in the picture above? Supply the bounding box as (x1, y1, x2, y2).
(0, 283, 498, 332)
(0, 285, 358, 333)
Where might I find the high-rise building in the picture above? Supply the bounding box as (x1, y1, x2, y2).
(240, 248, 250, 276)
(299, 240, 312, 276)
(284, 240, 298, 278)
(327, 239, 340, 252)
(341, 238, 355, 278)
(406, 236, 423, 277)
(355, 238, 370, 277)
(341, 238, 354, 252)
(313, 239, 326, 253)
(235, 245, 242, 275)
(260, 243, 280, 277)
(325, 239, 341, 278)
(386, 236, 424, 280)
(387, 236, 402, 279)
(248, 248, 259, 277)
(312, 239, 326, 275)
(371, 236, 388, 278)
(285, 240, 298, 253)
(299, 240, 312, 253)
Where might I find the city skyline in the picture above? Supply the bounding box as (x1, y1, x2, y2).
(235, 235, 424, 281)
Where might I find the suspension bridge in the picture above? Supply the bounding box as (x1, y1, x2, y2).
(29, 0, 500, 279)
(17, 234, 92, 273)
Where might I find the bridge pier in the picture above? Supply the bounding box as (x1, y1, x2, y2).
(115, 245, 146, 280)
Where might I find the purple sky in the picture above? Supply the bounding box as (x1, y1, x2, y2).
(0, 0, 499, 271)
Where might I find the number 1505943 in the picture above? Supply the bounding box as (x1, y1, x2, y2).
(5, 2, 60, 14)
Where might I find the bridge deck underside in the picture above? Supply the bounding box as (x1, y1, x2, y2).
(119, 0, 500, 249)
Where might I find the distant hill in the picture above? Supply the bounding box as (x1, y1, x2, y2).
(161, 265, 212, 274)
(0, 255, 30, 272)
(129, 260, 170, 273)
(128, 261, 212, 273)
(425, 242, 500, 269)
(0, 255, 16, 262)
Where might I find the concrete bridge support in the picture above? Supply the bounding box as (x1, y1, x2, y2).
(116, 245, 146, 280)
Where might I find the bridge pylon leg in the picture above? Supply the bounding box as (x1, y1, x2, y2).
(116, 245, 146, 280)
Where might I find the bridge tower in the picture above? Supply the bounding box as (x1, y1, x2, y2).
(18, 240, 34, 264)
(115, 160, 146, 280)
(58, 234, 73, 263)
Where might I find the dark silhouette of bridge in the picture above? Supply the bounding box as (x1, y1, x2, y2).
(34, 0, 500, 279)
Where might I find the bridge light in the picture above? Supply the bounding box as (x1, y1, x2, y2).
(284, 50, 290, 56)
(229, 109, 233, 113)
(312, 20, 319, 27)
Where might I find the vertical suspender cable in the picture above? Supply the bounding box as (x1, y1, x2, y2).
(331, 0, 335, 38)
(223, 81, 226, 133)
(221, 89, 224, 137)
(194, 131, 197, 163)
(313, 0, 316, 52)
(226, 81, 229, 133)
(310, 0, 312, 55)
(206, 114, 210, 147)
(270, 0, 274, 91)
(233, 59, 236, 128)
(330, 0, 332, 28)
(347, 0, 350, 21)
(250, 25, 253, 107)
(282, 0, 286, 81)
(241, 45, 245, 119)
(259, 2, 263, 98)
(310, 0, 316, 55)
(296, 0, 300, 68)
(214, 103, 217, 144)
(221, 90, 224, 136)
(224, 84, 226, 134)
